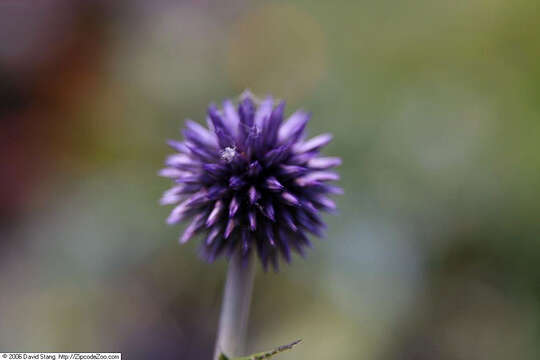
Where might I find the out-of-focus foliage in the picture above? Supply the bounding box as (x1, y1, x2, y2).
(1, 0, 539, 359)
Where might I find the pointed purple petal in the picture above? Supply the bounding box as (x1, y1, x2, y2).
(184, 141, 216, 161)
(184, 120, 218, 149)
(208, 105, 234, 148)
(248, 161, 262, 177)
(238, 95, 255, 140)
(261, 101, 284, 148)
(224, 218, 236, 239)
(264, 144, 291, 167)
(278, 110, 310, 144)
(303, 201, 323, 223)
(285, 228, 306, 257)
(222, 99, 240, 138)
(296, 171, 340, 186)
(265, 176, 284, 191)
(318, 184, 344, 195)
(313, 195, 337, 211)
(281, 208, 298, 232)
(281, 192, 301, 207)
(248, 211, 257, 231)
(207, 184, 228, 200)
(278, 164, 307, 178)
(229, 176, 246, 190)
(246, 126, 262, 154)
(206, 200, 224, 227)
(254, 96, 274, 128)
(180, 213, 205, 244)
(167, 140, 190, 153)
(166, 198, 191, 224)
(203, 163, 226, 178)
(262, 202, 275, 221)
(160, 186, 184, 205)
(206, 227, 221, 245)
(289, 151, 318, 165)
(307, 157, 342, 169)
(265, 223, 276, 247)
(185, 189, 209, 207)
(294, 133, 332, 154)
(175, 174, 202, 185)
(158, 168, 189, 179)
(229, 196, 240, 217)
(165, 154, 198, 169)
(248, 186, 260, 204)
(296, 210, 325, 237)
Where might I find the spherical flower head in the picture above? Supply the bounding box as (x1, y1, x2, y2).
(160, 91, 342, 270)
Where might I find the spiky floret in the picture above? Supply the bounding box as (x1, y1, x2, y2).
(160, 92, 341, 270)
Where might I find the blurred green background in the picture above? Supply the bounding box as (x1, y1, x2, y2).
(1, 0, 540, 359)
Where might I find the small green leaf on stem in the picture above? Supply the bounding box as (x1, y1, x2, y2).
(221, 339, 302, 360)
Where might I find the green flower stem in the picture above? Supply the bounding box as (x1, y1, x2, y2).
(213, 251, 256, 360)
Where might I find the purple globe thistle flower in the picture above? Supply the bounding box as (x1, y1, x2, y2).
(160, 92, 341, 270)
